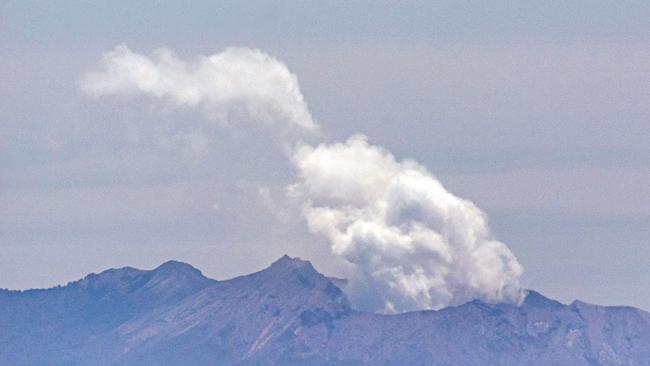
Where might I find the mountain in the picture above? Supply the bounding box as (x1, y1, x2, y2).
(1, 256, 649, 365)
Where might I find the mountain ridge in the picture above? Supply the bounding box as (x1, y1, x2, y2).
(1, 255, 649, 365)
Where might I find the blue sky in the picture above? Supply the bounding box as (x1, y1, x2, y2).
(1, 1, 649, 310)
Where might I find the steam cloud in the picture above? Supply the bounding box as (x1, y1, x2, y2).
(83, 45, 524, 313)
(290, 135, 523, 312)
(81, 44, 318, 131)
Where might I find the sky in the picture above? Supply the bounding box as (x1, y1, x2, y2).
(1, 1, 649, 310)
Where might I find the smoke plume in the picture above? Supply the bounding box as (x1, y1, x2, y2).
(81, 44, 318, 131)
(83, 45, 524, 313)
(290, 135, 523, 312)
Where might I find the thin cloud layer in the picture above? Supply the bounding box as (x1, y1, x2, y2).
(81, 44, 318, 131)
(291, 135, 524, 312)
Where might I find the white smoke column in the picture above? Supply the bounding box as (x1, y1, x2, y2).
(291, 135, 524, 312)
(83, 45, 523, 313)
(81, 44, 318, 131)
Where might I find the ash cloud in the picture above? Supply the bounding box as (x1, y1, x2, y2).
(290, 135, 524, 312)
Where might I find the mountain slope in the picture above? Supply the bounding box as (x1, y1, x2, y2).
(1, 256, 649, 365)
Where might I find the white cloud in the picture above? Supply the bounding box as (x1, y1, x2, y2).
(290, 134, 524, 312)
(81, 44, 318, 131)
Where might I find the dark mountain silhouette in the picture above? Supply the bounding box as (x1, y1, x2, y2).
(1, 256, 649, 365)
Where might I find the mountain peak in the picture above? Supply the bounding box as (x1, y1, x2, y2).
(523, 289, 564, 308)
(270, 254, 312, 269)
(260, 255, 321, 283)
(149, 260, 214, 292)
(154, 260, 202, 276)
(226, 255, 350, 308)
